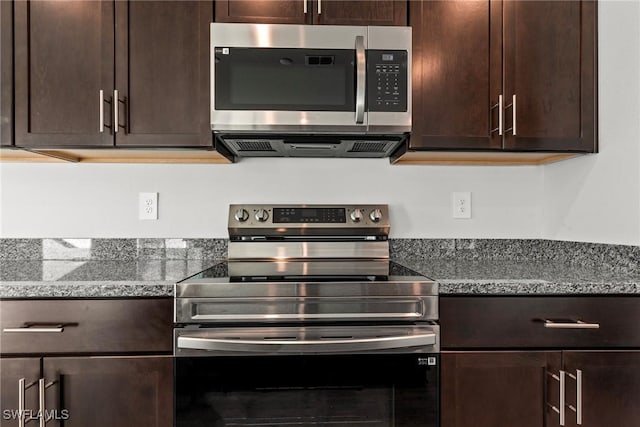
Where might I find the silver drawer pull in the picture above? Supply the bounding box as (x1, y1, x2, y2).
(567, 370, 583, 425)
(4, 325, 64, 333)
(544, 320, 600, 329)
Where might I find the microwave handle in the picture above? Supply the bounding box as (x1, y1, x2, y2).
(355, 35, 366, 125)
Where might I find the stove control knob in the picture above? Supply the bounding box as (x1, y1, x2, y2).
(234, 208, 249, 222)
(369, 208, 383, 223)
(350, 209, 363, 223)
(255, 209, 269, 222)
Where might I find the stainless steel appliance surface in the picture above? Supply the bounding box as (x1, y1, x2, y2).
(210, 24, 411, 159)
(174, 204, 439, 427)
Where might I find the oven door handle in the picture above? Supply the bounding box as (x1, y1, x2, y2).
(177, 333, 436, 354)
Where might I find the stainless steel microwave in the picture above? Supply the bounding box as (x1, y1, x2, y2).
(210, 23, 411, 158)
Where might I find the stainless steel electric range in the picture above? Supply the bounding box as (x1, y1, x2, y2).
(174, 204, 439, 427)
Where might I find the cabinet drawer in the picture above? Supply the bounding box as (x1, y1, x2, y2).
(440, 296, 640, 349)
(0, 298, 172, 355)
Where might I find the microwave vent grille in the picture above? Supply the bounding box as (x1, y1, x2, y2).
(235, 141, 276, 152)
(348, 141, 391, 153)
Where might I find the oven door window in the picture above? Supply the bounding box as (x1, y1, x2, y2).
(214, 48, 355, 111)
(176, 354, 438, 427)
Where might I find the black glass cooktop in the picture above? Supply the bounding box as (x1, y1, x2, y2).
(181, 260, 425, 283)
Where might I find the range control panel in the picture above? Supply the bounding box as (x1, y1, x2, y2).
(367, 50, 408, 112)
(228, 204, 390, 230)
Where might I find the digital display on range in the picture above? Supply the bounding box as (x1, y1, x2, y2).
(273, 208, 346, 223)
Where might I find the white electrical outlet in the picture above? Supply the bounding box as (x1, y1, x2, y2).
(139, 192, 158, 220)
(452, 192, 471, 219)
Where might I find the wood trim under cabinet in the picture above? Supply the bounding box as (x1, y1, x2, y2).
(392, 150, 581, 165)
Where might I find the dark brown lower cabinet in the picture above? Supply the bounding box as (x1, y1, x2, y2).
(441, 351, 561, 427)
(0, 358, 41, 427)
(42, 356, 173, 427)
(563, 351, 640, 427)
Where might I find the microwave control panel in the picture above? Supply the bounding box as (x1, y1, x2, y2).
(367, 50, 408, 112)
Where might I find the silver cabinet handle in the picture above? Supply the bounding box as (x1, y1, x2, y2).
(544, 319, 600, 329)
(548, 370, 566, 426)
(38, 379, 45, 427)
(4, 326, 64, 333)
(505, 94, 517, 135)
(567, 369, 583, 425)
(99, 90, 105, 133)
(178, 333, 436, 354)
(490, 94, 503, 135)
(303, 0, 307, 14)
(113, 89, 119, 133)
(355, 35, 366, 125)
(18, 378, 25, 427)
(318, 0, 321, 14)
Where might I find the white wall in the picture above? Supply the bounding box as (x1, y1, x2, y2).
(0, 160, 542, 238)
(542, 0, 640, 245)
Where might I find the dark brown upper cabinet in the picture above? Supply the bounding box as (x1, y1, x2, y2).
(1, 1, 13, 146)
(14, 1, 213, 148)
(410, 0, 597, 153)
(215, 0, 407, 26)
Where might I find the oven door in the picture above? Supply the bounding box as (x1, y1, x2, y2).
(175, 354, 438, 427)
(211, 23, 367, 132)
(174, 325, 439, 427)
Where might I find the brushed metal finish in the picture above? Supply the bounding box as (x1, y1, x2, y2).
(175, 325, 439, 356)
(228, 204, 390, 235)
(18, 378, 25, 427)
(350, 209, 362, 222)
(317, 0, 321, 14)
(38, 378, 45, 427)
(99, 90, 104, 133)
(113, 89, 119, 134)
(303, 0, 307, 14)
(577, 369, 583, 425)
(491, 94, 503, 135)
(210, 23, 411, 134)
(548, 370, 566, 426)
(4, 326, 64, 333)
(544, 320, 600, 329)
(513, 94, 517, 135)
(355, 35, 366, 124)
(225, 259, 391, 277)
(228, 241, 389, 260)
(234, 208, 249, 222)
(211, 23, 368, 49)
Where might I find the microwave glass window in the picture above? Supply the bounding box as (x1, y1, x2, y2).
(216, 48, 356, 111)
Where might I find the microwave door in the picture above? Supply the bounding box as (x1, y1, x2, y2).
(211, 24, 368, 132)
(213, 47, 363, 132)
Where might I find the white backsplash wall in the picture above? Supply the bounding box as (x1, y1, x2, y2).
(542, 0, 640, 246)
(0, 160, 542, 239)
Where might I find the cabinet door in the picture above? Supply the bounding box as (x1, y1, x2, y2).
(42, 356, 173, 427)
(0, 358, 41, 427)
(215, 0, 310, 24)
(410, 0, 501, 150)
(503, 0, 597, 151)
(313, 1, 407, 26)
(115, 1, 213, 147)
(14, 0, 114, 147)
(563, 351, 640, 427)
(1, 0, 12, 146)
(441, 351, 561, 427)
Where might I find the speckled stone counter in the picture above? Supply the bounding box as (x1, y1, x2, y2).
(1, 238, 638, 297)
(398, 259, 640, 295)
(0, 259, 221, 298)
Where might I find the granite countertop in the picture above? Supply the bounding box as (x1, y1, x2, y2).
(398, 259, 640, 295)
(1, 258, 639, 298)
(0, 259, 219, 298)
